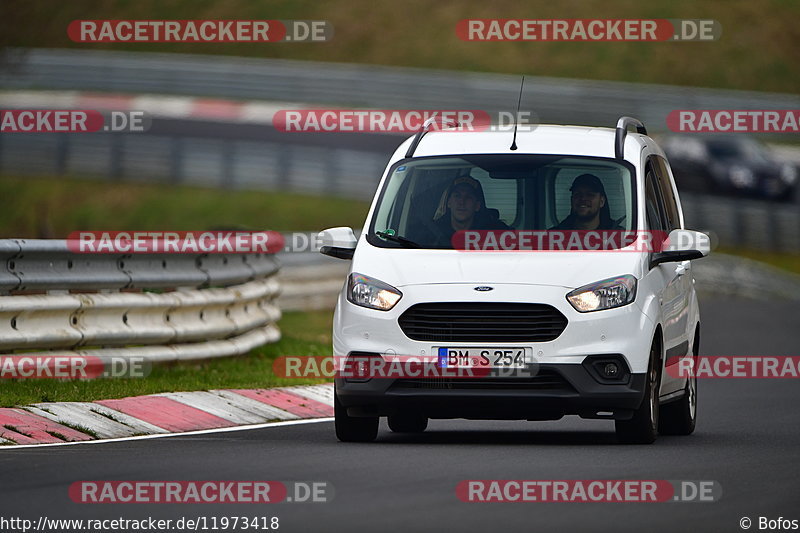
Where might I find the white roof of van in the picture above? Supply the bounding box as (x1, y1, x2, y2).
(392, 124, 650, 162)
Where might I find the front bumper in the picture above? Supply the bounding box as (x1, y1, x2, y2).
(336, 363, 647, 421)
(334, 282, 655, 421)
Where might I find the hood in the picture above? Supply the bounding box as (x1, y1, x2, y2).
(351, 239, 644, 290)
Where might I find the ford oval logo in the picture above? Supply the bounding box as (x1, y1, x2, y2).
(474, 286, 494, 292)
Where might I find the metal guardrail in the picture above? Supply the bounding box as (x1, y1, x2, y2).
(0, 130, 390, 201)
(0, 239, 279, 292)
(0, 278, 280, 350)
(0, 239, 282, 362)
(680, 195, 800, 252)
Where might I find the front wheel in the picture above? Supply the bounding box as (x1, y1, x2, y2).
(659, 333, 698, 435)
(335, 389, 378, 442)
(616, 340, 661, 444)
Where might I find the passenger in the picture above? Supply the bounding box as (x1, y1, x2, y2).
(425, 175, 510, 247)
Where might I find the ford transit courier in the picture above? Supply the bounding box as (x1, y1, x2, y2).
(320, 117, 710, 444)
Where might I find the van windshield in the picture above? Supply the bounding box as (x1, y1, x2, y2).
(368, 154, 636, 249)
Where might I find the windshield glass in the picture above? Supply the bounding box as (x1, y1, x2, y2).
(368, 154, 636, 249)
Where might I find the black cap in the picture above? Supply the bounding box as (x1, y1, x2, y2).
(570, 174, 606, 194)
(449, 175, 480, 194)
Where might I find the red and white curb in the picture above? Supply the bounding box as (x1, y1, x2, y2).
(0, 384, 332, 445)
(0, 90, 304, 125)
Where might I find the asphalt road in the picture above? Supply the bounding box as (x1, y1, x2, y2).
(2, 294, 799, 532)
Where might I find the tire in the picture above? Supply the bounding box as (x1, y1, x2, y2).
(616, 339, 661, 444)
(659, 331, 698, 436)
(388, 414, 428, 433)
(335, 389, 378, 442)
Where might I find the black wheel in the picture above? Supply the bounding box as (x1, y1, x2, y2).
(388, 414, 428, 433)
(616, 339, 661, 444)
(334, 389, 378, 442)
(659, 331, 698, 435)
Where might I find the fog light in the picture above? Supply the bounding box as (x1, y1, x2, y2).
(603, 362, 619, 378)
(583, 355, 630, 384)
(343, 352, 381, 383)
(355, 360, 368, 378)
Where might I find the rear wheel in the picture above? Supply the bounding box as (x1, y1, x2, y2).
(659, 330, 698, 435)
(616, 339, 661, 444)
(388, 414, 428, 433)
(335, 389, 378, 442)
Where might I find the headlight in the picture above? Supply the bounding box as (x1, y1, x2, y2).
(729, 165, 756, 188)
(566, 275, 637, 313)
(347, 273, 402, 311)
(780, 164, 797, 185)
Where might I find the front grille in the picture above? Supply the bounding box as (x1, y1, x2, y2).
(391, 370, 574, 391)
(398, 303, 568, 342)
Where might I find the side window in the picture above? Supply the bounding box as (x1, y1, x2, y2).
(652, 156, 681, 231)
(645, 165, 667, 234)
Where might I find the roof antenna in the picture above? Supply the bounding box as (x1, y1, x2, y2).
(510, 75, 524, 151)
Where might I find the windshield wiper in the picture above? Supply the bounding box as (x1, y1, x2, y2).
(374, 230, 420, 248)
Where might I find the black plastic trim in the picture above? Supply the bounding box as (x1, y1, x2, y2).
(581, 354, 632, 385)
(649, 250, 703, 269)
(320, 246, 354, 260)
(337, 363, 647, 420)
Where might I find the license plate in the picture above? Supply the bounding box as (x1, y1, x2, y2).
(437, 347, 529, 368)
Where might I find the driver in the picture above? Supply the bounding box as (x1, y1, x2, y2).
(554, 173, 623, 230)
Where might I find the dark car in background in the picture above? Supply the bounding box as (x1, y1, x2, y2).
(660, 135, 798, 201)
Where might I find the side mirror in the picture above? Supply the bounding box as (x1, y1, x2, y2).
(650, 229, 710, 268)
(318, 227, 357, 260)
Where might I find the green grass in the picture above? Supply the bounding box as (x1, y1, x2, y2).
(0, 175, 370, 238)
(52, 419, 101, 438)
(0, 175, 349, 406)
(0, 310, 334, 407)
(1, 0, 798, 93)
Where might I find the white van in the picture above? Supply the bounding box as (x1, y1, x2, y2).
(319, 117, 710, 444)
